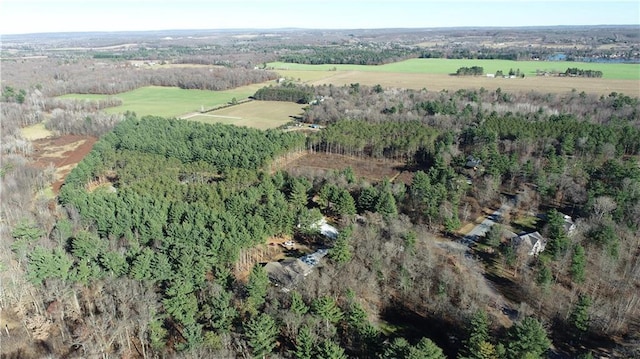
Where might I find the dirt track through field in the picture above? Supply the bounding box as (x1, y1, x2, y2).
(182, 113, 242, 120)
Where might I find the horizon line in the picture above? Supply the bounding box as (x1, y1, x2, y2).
(3, 23, 638, 37)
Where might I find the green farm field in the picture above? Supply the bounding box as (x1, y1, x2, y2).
(61, 83, 267, 118)
(182, 100, 305, 130)
(269, 58, 640, 80)
(60, 58, 639, 121)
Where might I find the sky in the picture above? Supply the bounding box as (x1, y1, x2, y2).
(1, 0, 639, 35)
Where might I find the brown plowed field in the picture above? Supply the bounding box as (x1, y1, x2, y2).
(30, 135, 97, 193)
(308, 71, 640, 97)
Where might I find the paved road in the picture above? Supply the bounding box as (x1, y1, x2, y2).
(454, 201, 519, 323)
(460, 203, 511, 245)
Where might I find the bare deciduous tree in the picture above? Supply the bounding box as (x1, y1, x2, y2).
(592, 196, 617, 221)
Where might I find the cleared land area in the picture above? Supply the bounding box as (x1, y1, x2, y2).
(183, 100, 306, 129)
(269, 58, 640, 96)
(30, 134, 97, 193)
(282, 152, 412, 184)
(58, 59, 638, 123)
(20, 122, 54, 140)
(59, 59, 638, 121)
(60, 83, 269, 118)
(306, 71, 640, 97)
(269, 58, 640, 80)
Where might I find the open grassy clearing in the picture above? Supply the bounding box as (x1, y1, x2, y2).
(20, 122, 54, 140)
(60, 83, 268, 118)
(269, 58, 640, 80)
(183, 100, 305, 130)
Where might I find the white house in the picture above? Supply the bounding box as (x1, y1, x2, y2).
(562, 214, 576, 235)
(310, 218, 338, 239)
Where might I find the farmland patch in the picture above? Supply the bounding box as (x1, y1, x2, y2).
(60, 83, 270, 118)
(268, 58, 640, 96)
(269, 58, 640, 80)
(182, 100, 305, 129)
(304, 71, 640, 97)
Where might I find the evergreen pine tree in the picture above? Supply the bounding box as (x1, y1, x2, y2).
(312, 296, 343, 331)
(247, 264, 269, 312)
(100, 251, 129, 277)
(459, 310, 491, 359)
(289, 178, 310, 211)
(536, 263, 553, 289)
(317, 339, 347, 359)
(570, 294, 591, 334)
(412, 337, 446, 359)
(485, 224, 502, 248)
(546, 209, 569, 257)
(570, 244, 586, 284)
(375, 187, 398, 218)
(290, 291, 309, 315)
(334, 188, 357, 216)
(476, 341, 499, 359)
(357, 186, 378, 213)
(381, 337, 411, 359)
(329, 225, 353, 264)
(245, 313, 279, 358)
(318, 183, 336, 211)
(294, 325, 315, 359)
(505, 317, 551, 359)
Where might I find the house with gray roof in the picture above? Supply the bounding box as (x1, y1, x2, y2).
(512, 231, 546, 256)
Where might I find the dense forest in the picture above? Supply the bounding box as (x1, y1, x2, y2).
(1, 27, 640, 359)
(0, 113, 548, 358)
(277, 44, 417, 65)
(3, 83, 638, 358)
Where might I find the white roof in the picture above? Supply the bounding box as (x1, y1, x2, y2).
(311, 218, 339, 239)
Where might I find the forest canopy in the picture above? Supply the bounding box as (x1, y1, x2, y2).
(2, 26, 639, 358)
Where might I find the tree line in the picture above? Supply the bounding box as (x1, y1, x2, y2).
(455, 66, 484, 76)
(1, 58, 279, 96)
(278, 44, 418, 65)
(563, 67, 603, 78)
(253, 84, 314, 103)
